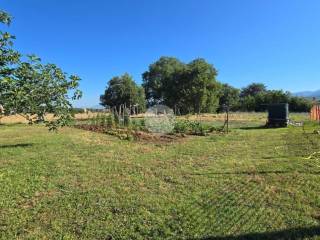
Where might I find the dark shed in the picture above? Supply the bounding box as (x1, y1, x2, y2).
(266, 103, 289, 127)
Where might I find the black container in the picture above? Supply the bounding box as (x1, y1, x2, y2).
(266, 103, 289, 127)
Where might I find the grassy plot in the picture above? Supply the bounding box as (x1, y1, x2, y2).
(0, 115, 320, 239)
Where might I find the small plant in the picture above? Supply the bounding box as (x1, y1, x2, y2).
(174, 120, 189, 133)
(113, 111, 120, 126)
(130, 119, 139, 130)
(106, 114, 114, 128)
(101, 114, 108, 126)
(96, 113, 104, 126)
(140, 119, 145, 127)
(90, 115, 97, 125)
(173, 119, 213, 136)
(190, 121, 206, 136)
(124, 111, 130, 127)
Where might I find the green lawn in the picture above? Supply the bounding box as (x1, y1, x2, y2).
(1, 116, 320, 239)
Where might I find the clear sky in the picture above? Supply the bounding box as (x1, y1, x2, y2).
(1, 0, 320, 107)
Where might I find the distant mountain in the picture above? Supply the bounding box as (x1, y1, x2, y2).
(294, 90, 320, 99)
(90, 104, 104, 109)
(73, 104, 104, 110)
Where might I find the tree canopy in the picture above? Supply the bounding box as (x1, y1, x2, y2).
(218, 84, 240, 111)
(237, 84, 312, 112)
(1, 10, 312, 119)
(142, 57, 220, 114)
(240, 83, 267, 98)
(0, 10, 82, 130)
(100, 73, 146, 113)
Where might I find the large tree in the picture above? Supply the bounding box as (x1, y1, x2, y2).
(240, 83, 267, 98)
(142, 57, 220, 114)
(0, 10, 82, 130)
(239, 83, 267, 111)
(142, 57, 185, 106)
(100, 73, 146, 113)
(218, 84, 240, 112)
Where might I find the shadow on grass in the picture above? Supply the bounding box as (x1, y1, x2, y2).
(239, 126, 267, 130)
(191, 170, 320, 176)
(0, 143, 34, 149)
(173, 168, 319, 240)
(0, 122, 25, 127)
(196, 225, 320, 240)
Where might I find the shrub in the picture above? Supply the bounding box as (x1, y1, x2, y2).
(113, 111, 120, 126)
(173, 120, 189, 133)
(106, 114, 114, 128)
(173, 120, 209, 136)
(141, 119, 145, 127)
(124, 112, 130, 127)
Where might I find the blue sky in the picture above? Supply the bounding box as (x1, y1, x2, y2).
(1, 0, 320, 107)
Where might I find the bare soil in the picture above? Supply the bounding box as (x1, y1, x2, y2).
(74, 124, 186, 143)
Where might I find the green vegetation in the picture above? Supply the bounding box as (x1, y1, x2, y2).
(1, 113, 320, 239)
(238, 83, 313, 112)
(0, 10, 82, 130)
(142, 57, 220, 114)
(100, 73, 146, 114)
(0, 9, 319, 239)
(173, 119, 217, 136)
(100, 59, 313, 115)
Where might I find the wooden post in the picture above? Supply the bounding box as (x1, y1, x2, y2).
(226, 105, 229, 134)
(318, 105, 320, 125)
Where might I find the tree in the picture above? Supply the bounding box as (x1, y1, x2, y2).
(100, 73, 146, 113)
(240, 95, 256, 111)
(239, 86, 312, 112)
(183, 58, 220, 114)
(0, 11, 20, 79)
(0, 10, 82, 130)
(1, 55, 82, 129)
(142, 57, 185, 106)
(142, 57, 220, 114)
(289, 96, 312, 112)
(218, 84, 240, 112)
(240, 83, 267, 98)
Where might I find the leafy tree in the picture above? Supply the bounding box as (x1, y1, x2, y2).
(182, 58, 220, 114)
(0, 10, 82, 130)
(0, 11, 20, 79)
(240, 95, 256, 111)
(123, 110, 130, 126)
(239, 87, 312, 112)
(142, 57, 185, 106)
(218, 84, 240, 112)
(100, 73, 146, 113)
(142, 57, 220, 114)
(263, 90, 290, 104)
(1, 55, 82, 129)
(289, 96, 313, 112)
(240, 83, 267, 98)
(136, 87, 147, 112)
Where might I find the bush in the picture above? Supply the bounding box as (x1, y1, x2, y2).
(124, 112, 130, 127)
(113, 111, 120, 126)
(141, 119, 145, 127)
(174, 120, 213, 136)
(106, 114, 114, 128)
(173, 120, 189, 133)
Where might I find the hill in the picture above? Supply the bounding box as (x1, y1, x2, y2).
(294, 90, 320, 99)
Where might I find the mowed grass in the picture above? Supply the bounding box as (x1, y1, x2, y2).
(1, 113, 320, 239)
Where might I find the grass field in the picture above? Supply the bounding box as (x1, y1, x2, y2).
(0, 112, 100, 124)
(1, 113, 320, 239)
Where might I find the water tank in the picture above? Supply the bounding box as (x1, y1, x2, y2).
(267, 103, 289, 127)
